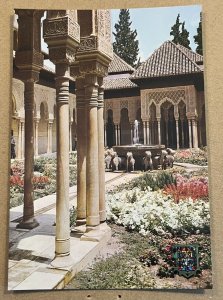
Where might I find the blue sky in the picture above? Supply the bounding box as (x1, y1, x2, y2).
(111, 5, 202, 61)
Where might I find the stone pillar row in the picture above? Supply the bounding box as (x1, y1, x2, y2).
(75, 72, 107, 230)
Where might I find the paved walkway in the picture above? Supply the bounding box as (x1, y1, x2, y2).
(8, 171, 141, 291)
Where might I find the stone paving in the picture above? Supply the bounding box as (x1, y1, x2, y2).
(8, 171, 141, 291)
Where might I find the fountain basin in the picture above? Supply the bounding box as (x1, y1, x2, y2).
(113, 144, 165, 170)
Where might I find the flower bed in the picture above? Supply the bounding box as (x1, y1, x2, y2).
(10, 152, 77, 208)
(174, 148, 208, 166)
(106, 169, 209, 236)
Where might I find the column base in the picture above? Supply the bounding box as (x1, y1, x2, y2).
(99, 210, 106, 223)
(16, 218, 39, 230)
(50, 254, 73, 270)
(71, 224, 86, 234)
(76, 218, 86, 226)
(80, 223, 111, 242)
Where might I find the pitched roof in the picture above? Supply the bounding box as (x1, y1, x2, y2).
(104, 77, 138, 90)
(176, 44, 203, 63)
(130, 40, 203, 80)
(108, 53, 135, 74)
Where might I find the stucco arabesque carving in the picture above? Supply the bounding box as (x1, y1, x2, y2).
(43, 16, 80, 43)
(146, 89, 186, 106)
(120, 100, 128, 110)
(79, 61, 108, 77)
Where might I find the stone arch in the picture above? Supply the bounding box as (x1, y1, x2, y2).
(106, 109, 115, 148)
(38, 101, 49, 154)
(120, 108, 131, 145)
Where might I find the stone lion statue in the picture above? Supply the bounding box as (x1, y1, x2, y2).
(143, 150, 153, 171)
(126, 151, 135, 172)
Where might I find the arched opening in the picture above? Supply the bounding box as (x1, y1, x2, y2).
(161, 100, 176, 148)
(120, 108, 131, 145)
(38, 102, 48, 154)
(106, 109, 115, 147)
(149, 103, 157, 145)
(136, 108, 143, 144)
(178, 101, 189, 148)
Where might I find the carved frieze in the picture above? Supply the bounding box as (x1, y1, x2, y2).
(79, 61, 108, 77)
(146, 89, 186, 105)
(78, 36, 98, 52)
(43, 16, 80, 45)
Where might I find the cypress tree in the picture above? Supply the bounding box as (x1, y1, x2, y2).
(113, 9, 140, 67)
(170, 14, 182, 45)
(194, 13, 203, 55)
(170, 14, 191, 49)
(179, 22, 191, 49)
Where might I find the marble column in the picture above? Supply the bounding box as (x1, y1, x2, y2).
(181, 119, 184, 148)
(17, 81, 39, 229)
(104, 123, 107, 147)
(115, 124, 118, 145)
(175, 118, 179, 149)
(54, 63, 71, 257)
(47, 120, 53, 154)
(188, 119, 192, 148)
(143, 121, 146, 144)
(69, 121, 73, 152)
(85, 73, 100, 228)
(34, 119, 39, 157)
(117, 124, 121, 145)
(157, 118, 161, 145)
(192, 119, 198, 148)
(130, 122, 134, 144)
(76, 77, 87, 225)
(146, 121, 150, 145)
(98, 77, 106, 223)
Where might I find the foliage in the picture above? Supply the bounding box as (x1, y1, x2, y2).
(174, 148, 208, 166)
(170, 14, 191, 49)
(106, 182, 210, 235)
(194, 12, 203, 55)
(70, 206, 77, 227)
(113, 9, 140, 67)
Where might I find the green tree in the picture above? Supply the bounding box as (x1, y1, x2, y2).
(194, 13, 203, 55)
(170, 14, 191, 49)
(170, 14, 182, 45)
(179, 22, 191, 49)
(113, 9, 140, 67)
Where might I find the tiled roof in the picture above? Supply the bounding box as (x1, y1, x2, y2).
(130, 41, 203, 80)
(104, 77, 138, 90)
(176, 44, 203, 63)
(108, 53, 135, 74)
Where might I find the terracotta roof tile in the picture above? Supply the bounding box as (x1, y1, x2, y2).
(104, 77, 138, 90)
(108, 53, 135, 74)
(130, 41, 203, 80)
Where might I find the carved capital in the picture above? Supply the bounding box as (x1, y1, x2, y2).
(79, 61, 108, 77)
(15, 50, 44, 70)
(48, 47, 76, 65)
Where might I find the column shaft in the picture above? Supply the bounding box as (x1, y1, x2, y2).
(55, 63, 70, 256)
(157, 119, 161, 145)
(146, 121, 150, 145)
(69, 122, 73, 152)
(192, 119, 198, 148)
(76, 77, 87, 224)
(17, 81, 39, 228)
(17, 120, 22, 159)
(47, 122, 53, 153)
(98, 77, 106, 223)
(188, 119, 192, 148)
(176, 119, 179, 149)
(85, 74, 100, 227)
(34, 120, 39, 157)
(143, 122, 146, 144)
(104, 124, 107, 147)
